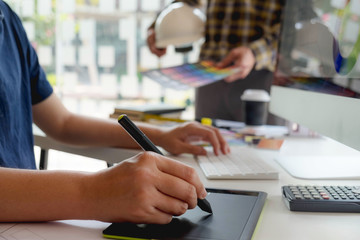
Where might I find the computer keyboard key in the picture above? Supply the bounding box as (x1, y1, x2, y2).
(198, 157, 220, 178)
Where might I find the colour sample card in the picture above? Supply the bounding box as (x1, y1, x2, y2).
(141, 61, 238, 90)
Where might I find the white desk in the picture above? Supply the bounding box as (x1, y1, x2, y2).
(33, 126, 139, 169)
(2, 132, 360, 240)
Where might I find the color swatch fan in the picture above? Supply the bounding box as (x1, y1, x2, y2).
(141, 61, 238, 90)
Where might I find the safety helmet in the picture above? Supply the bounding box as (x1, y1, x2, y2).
(155, 2, 206, 49)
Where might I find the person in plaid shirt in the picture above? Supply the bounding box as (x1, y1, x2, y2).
(147, 0, 285, 124)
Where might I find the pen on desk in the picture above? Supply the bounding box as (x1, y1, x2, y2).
(118, 114, 213, 214)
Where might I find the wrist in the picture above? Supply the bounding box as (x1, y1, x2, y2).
(145, 126, 166, 147)
(77, 172, 102, 220)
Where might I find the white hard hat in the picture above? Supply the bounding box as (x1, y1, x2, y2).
(155, 2, 206, 48)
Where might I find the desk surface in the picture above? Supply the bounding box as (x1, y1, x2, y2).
(3, 131, 360, 240)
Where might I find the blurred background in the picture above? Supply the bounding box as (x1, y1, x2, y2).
(7, 0, 203, 170)
(7, 0, 202, 119)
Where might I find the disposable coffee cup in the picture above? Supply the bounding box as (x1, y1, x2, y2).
(241, 89, 270, 126)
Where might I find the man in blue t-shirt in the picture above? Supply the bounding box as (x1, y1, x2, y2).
(0, 1, 229, 223)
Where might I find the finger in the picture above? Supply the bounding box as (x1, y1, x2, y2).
(187, 123, 230, 155)
(209, 127, 230, 155)
(156, 157, 207, 199)
(241, 67, 252, 79)
(150, 46, 166, 57)
(225, 65, 252, 82)
(224, 72, 243, 82)
(147, 34, 167, 57)
(155, 172, 198, 209)
(197, 125, 222, 155)
(216, 50, 236, 68)
(153, 192, 189, 216)
(141, 207, 173, 225)
(183, 123, 222, 155)
(170, 123, 221, 155)
(175, 141, 207, 155)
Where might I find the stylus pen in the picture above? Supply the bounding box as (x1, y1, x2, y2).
(118, 114, 213, 214)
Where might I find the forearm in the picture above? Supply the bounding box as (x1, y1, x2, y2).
(56, 113, 165, 149)
(56, 114, 135, 148)
(0, 168, 91, 222)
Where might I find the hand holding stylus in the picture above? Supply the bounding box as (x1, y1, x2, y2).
(118, 114, 213, 214)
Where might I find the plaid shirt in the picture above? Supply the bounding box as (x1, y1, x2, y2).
(152, 0, 284, 72)
(200, 0, 284, 72)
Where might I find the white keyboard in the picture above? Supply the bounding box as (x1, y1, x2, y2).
(196, 146, 279, 180)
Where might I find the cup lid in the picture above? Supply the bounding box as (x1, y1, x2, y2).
(241, 89, 270, 102)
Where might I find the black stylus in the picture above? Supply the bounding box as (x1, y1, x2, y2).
(118, 114, 213, 214)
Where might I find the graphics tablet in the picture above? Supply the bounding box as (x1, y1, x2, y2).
(103, 188, 267, 240)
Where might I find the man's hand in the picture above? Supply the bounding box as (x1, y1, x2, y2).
(147, 28, 167, 57)
(155, 121, 230, 156)
(85, 152, 207, 224)
(217, 46, 256, 82)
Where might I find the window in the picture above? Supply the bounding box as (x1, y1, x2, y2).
(8, 0, 200, 119)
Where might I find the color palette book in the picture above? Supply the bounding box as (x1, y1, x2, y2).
(141, 61, 238, 90)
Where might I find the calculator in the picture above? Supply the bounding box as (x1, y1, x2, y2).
(282, 185, 360, 212)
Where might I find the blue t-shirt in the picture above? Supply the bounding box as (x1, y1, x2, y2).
(0, 1, 53, 169)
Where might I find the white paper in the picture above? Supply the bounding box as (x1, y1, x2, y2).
(38, 45, 53, 66)
(21, 0, 35, 17)
(98, 46, 115, 68)
(37, 0, 52, 16)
